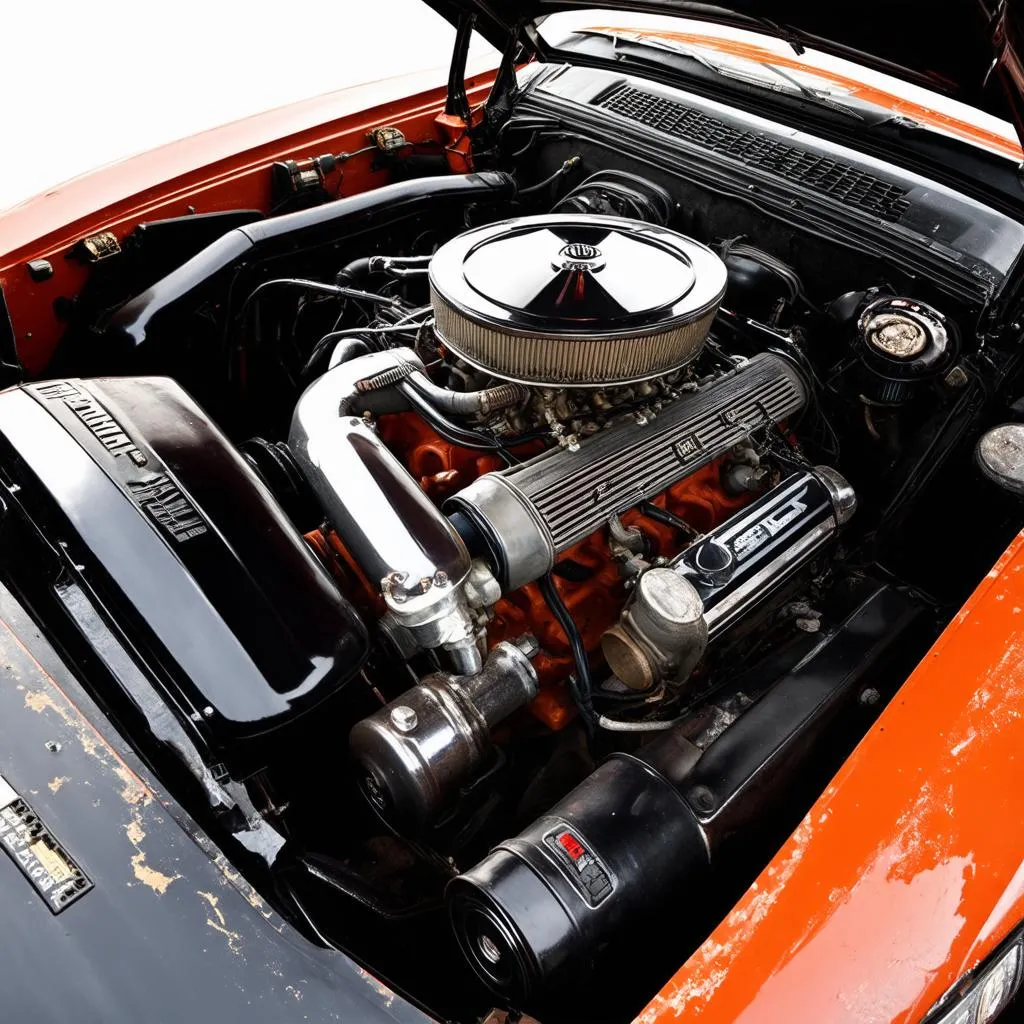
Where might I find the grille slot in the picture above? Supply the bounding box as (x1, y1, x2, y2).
(596, 84, 911, 223)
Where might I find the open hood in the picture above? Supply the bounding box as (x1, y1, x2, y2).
(430, 0, 1024, 145)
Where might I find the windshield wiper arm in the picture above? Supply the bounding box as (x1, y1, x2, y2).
(759, 62, 866, 120)
(573, 29, 864, 121)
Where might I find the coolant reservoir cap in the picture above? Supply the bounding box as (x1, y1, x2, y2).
(976, 423, 1024, 497)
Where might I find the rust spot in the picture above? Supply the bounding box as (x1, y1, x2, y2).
(48, 775, 69, 793)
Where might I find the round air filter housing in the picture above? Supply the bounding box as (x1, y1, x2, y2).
(428, 214, 727, 387)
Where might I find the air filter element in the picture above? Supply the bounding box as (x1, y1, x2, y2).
(428, 214, 726, 387)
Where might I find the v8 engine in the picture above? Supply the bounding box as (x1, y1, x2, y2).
(18, 156, 997, 1023)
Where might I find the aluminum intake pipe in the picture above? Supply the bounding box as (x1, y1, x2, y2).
(289, 349, 481, 672)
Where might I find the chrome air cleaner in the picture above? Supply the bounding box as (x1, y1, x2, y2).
(428, 214, 727, 387)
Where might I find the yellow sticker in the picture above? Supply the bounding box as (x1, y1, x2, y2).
(30, 840, 73, 884)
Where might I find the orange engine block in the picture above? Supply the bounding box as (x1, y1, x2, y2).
(323, 412, 752, 731)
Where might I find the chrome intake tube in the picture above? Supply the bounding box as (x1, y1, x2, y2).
(289, 349, 481, 672)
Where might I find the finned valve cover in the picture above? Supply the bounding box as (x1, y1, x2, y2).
(428, 214, 727, 386)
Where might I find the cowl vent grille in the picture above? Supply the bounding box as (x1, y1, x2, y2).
(596, 83, 911, 223)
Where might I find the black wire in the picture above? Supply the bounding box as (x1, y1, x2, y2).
(537, 573, 597, 731)
(237, 278, 401, 325)
(299, 323, 429, 379)
(517, 157, 580, 196)
(637, 501, 699, 540)
(509, 130, 538, 158)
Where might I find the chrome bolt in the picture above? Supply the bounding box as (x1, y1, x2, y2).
(513, 634, 540, 660)
(390, 706, 418, 733)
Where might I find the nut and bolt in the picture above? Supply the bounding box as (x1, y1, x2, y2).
(689, 785, 716, 812)
(859, 687, 881, 706)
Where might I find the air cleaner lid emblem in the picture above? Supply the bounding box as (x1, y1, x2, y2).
(556, 241, 606, 272)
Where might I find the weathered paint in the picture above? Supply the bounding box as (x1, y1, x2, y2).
(637, 532, 1024, 1023)
(0, 580, 435, 1023)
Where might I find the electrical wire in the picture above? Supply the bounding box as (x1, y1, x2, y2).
(517, 156, 581, 196)
(300, 323, 429, 378)
(537, 574, 597, 731)
(237, 278, 401, 336)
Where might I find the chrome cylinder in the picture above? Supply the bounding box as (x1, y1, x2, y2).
(350, 639, 539, 834)
(446, 352, 808, 592)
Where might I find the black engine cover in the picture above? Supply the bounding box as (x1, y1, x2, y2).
(0, 376, 367, 765)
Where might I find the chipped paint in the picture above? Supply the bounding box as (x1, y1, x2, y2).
(48, 775, 69, 793)
(950, 730, 977, 758)
(22, 686, 151, 805)
(356, 965, 396, 1007)
(198, 890, 243, 955)
(124, 817, 146, 846)
(131, 850, 177, 895)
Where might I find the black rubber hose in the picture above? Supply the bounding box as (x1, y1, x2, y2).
(397, 382, 516, 464)
(326, 337, 370, 367)
(336, 257, 372, 287)
(538, 573, 597, 731)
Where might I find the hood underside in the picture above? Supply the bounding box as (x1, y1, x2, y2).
(429, 0, 1024, 138)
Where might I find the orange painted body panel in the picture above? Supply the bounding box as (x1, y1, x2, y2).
(637, 532, 1024, 1024)
(0, 69, 495, 376)
(591, 26, 1024, 161)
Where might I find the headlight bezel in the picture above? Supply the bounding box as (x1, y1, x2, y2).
(925, 927, 1024, 1024)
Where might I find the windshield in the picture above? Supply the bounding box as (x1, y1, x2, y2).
(0, 1, 496, 213)
(537, 10, 1022, 161)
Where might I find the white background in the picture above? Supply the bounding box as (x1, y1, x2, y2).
(1, 3, 1017, 216)
(0, 0, 491, 214)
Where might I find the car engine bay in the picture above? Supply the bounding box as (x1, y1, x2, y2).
(3, 60, 1024, 1023)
